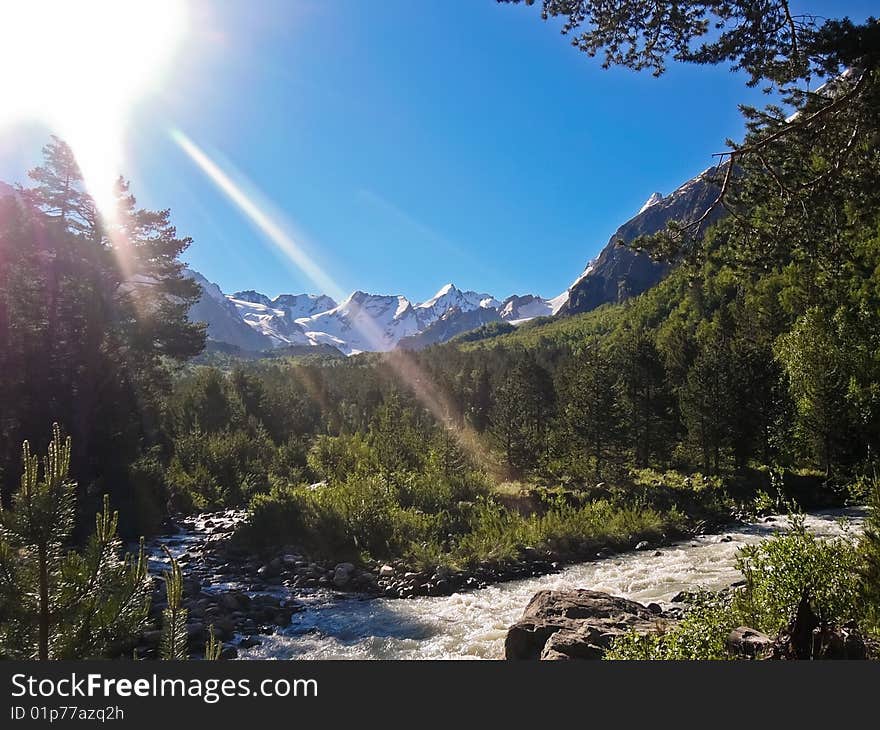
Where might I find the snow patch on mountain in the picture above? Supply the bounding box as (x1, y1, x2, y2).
(499, 294, 555, 323)
(638, 192, 664, 214)
(228, 297, 312, 347)
(547, 290, 569, 315)
(414, 283, 499, 328)
(297, 291, 422, 355)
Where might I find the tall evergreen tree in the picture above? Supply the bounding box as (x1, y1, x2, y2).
(558, 342, 623, 479)
(616, 330, 674, 467)
(1, 137, 205, 525)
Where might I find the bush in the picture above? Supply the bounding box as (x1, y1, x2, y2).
(241, 477, 443, 561)
(859, 477, 880, 633)
(734, 513, 860, 633)
(607, 591, 736, 660)
(167, 428, 275, 511)
(631, 468, 732, 519)
(306, 434, 373, 483)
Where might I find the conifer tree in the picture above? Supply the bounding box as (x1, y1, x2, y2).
(558, 342, 623, 479)
(159, 547, 188, 661)
(0, 425, 151, 659)
(1, 137, 206, 524)
(204, 624, 223, 661)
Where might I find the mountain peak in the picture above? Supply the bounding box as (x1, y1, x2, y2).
(435, 282, 457, 296)
(231, 290, 272, 307)
(420, 283, 460, 307)
(638, 192, 664, 214)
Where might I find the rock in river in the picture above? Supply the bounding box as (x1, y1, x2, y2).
(505, 589, 673, 660)
(333, 562, 356, 588)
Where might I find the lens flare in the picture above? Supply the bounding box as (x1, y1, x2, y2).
(0, 0, 188, 215)
(171, 129, 346, 303)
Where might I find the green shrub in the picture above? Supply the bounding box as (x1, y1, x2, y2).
(306, 434, 373, 483)
(607, 591, 736, 660)
(167, 428, 275, 510)
(242, 476, 443, 561)
(734, 513, 860, 633)
(859, 477, 880, 633)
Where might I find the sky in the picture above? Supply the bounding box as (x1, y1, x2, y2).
(0, 0, 876, 303)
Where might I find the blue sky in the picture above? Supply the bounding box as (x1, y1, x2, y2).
(1, 0, 876, 303)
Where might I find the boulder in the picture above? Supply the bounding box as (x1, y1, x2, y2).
(333, 562, 356, 588)
(504, 589, 672, 660)
(727, 627, 772, 658)
(379, 565, 395, 578)
(218, 591, 250, 612)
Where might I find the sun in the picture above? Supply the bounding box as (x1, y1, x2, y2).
(0, 0, 188, 214)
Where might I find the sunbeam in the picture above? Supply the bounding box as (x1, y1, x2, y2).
(170, 129, 346, 303)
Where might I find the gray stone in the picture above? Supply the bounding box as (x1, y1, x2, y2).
(726, 626, 772, 658)
(332, 562, 356, 588)
(505, 590, 673, 660)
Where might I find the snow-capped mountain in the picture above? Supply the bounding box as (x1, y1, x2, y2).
(185, 270, 275, 352)
(414, 284, 499, 328)
(186, 275, 562, 356)
(227, 296, 312, 348)
(232, 291, 337, 321)
(638, 192, 664, 215)
(399, 306, 502, 351)
(225, 291, 339, 348)
(297, 291, 422, 355)
(499, 294, 566, 324)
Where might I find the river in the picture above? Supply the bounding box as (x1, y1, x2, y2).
(218, 507, 861, 660)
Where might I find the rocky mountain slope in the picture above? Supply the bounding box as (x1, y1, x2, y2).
(184, 270, 275, 353)
(556, 168, 723, 316)
(398, 306, 503, 351)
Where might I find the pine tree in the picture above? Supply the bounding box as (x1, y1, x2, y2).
(25, 135, 97, 237)
(204, 624, 223, 661)
(489, 367, 535, 477)
(616, 330, 674, 467)
(0, 425, 151, 659)
(159, 547, 188, 661)
(1, 137, 207, 527)
(558, 342, 623, 480)
(680, 343, 730, 474)
(369, 392, 422, 487)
